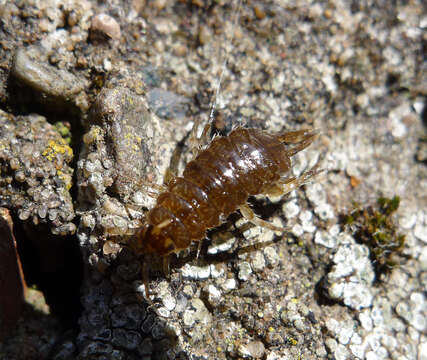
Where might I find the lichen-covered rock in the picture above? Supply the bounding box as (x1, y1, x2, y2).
(10, 46, 89, 115)
(1, 0, 426, 359)
(76, 86, 162, 241)
(0, 110, 75, 235)
(324, 233, 375, 310)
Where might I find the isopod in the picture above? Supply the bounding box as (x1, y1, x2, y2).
(130, 126, 319, 258)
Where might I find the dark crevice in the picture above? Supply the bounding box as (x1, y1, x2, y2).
(13, 212, 84, 331)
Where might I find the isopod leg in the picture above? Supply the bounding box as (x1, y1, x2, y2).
(163, 256, 170, 278)
(277, 129, 318, 143)
(264, 162, 323, 198)
(141, 259, 152, 299)
(189, 117, 211, 158)
(277, 129, 319, 157)
(239, 203, 285, 233)
(142, 180, 167, 194)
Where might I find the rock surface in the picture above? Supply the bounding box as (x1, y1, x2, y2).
(0, 0, 425, 359)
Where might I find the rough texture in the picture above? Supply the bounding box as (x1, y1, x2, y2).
(0, 111, 75, 235)
(0, 0, 425, 359)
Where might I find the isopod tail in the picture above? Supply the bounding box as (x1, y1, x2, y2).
(277, 128, 319, 157)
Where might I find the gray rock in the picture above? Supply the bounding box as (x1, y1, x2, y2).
(0, 111, 75, 235)
(11, 47, 88, 114)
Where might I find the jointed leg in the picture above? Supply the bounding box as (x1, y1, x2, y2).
(263, 162, 323, 198)
(189, 117, 212, 158)
(239, 203, 285, 233)
(277, 129, 319, 157)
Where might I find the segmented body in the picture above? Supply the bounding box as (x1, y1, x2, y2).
(133, 127, 316, 256)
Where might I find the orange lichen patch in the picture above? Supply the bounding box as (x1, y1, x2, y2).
(350, 175, 361, 188)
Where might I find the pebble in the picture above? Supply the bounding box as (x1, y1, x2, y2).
(359, 311, 373, 331)
(12, 47, 87, 112)
(334, 343, 350, 360)
(263, 246, 280, 266)
(237, 341, 265, 359)
(90, 13, 121, 41)
(291, 223, 304, 237)
(418, 341, 427, 360)
(222, 278, 237, 292)
(399, 212, 417, 229)
(205, 284, 222, 307)
(147, 88, 189, 119)
(250, 251, 266, 272)
(238, 261, 253, 281)
(180, 263, 211, 280)
(207, 235, 236, 254)
(299, 210, 316, 233)
(282, 199, 300, 219)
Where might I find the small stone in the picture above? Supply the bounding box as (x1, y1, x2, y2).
(334, 344, 350, 360)
(222, 278, 237, 292)
(205, 284, 222, 307)
(299, 210, 316, 233)
(237, 340, 265, 359)
(11, 47, 87, 113)
(418, 341, 427, 360)
(190, 298, 212, 325)
(282, 199, 300, 219)
(325, 337, 338, 352)
(250, 251, 266, 272)
(90, 14, 121, 41)
(293, 318, 305, 332)
(359, 311, 373, 331)
(161, 292, 176, 312)
(291, 223, 304, 237)
(263, 246, 280, 266)
(180, 263, 211, 279)
(156, 307, 170, 318)
(207, 234, 236, 254)
(183, 309, 195, 327)
(238, 261, 252, 281)
(337, 321, 355, 345)
(411, 313, 426, 332)
(325, 239, 375, 309)
(198, 25, 212, 45)
(147, 88, 189, 119)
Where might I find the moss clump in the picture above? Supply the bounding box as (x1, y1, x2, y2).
(53, 121, 72, 144)
(343, 196, 406, 279)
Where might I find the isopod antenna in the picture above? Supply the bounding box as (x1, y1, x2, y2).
(208, 0, 243, 125)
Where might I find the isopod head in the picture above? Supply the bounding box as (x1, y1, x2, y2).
(131, 223, 176, 256)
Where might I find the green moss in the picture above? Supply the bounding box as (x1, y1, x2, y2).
(53, 121, 72, 144)
(343, 196, 406, 279)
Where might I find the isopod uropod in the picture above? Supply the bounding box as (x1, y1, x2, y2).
(129, 126, 319, 258)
